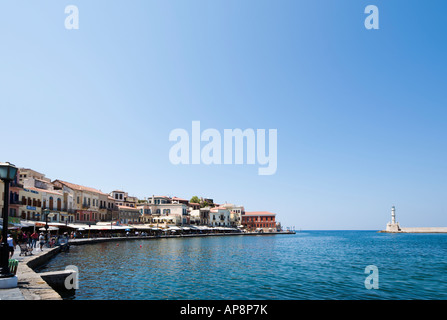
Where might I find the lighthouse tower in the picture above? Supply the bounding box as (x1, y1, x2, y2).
(386, 206, 400, 232)
(391, 206, 396, 224)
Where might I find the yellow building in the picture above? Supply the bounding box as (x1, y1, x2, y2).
(18, 187, 42, 220)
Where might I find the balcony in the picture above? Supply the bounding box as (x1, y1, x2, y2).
(10, 183, 23, 188)
(9, 198, 21, 205)
(82, 203, 90, 209)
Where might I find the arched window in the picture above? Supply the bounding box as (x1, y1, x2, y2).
(49, 197, 54, 210)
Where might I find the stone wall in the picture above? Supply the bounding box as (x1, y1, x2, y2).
(17, 247, 63, 300)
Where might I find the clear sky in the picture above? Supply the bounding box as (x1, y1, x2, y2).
(1, 1, 446, 230)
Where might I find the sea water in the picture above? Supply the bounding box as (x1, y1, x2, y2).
(37, 231, 447, 300)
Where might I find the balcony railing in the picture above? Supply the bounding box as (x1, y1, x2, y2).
(10, 198, 21, 205)
(10, 182, 23, 188)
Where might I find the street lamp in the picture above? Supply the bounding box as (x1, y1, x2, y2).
(0, 162, 18, 288)
(43, 209, 55, 232)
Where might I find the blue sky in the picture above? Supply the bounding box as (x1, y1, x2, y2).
(1, 1, 446, 229)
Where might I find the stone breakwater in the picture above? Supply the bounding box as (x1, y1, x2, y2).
(379, 227, 447, 233)
(14, 231, 294, 300)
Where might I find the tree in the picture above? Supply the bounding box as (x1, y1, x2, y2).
(190, 196, 200, 204)
(200, 201, 209, 208)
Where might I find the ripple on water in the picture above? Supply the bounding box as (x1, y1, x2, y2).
(38, 232, 447, 300)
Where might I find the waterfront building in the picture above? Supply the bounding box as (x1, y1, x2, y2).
(190, 209, 200, 225)
(98, 192, 116, 222)
(172, 197, 189, 205)
(110, 190, 138, 208)
(18, 187, 42, 220)
(242, 211, 276, 232)
(220, 203, 245, 227)
(37, 187, 66, 223)
(17, 168, 50, 186)
(209, 206, 231, 227)
(139, 195, 189, 226)
(53, 180, 107, 223)
(189, 202, 200, 211)
(117, 205, 141, 224)
(107, 196, 119, 221)
(189, 208, 210, 226)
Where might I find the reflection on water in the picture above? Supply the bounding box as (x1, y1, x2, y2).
(38, 232, 447, 300)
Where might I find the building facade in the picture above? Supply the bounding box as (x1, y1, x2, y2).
(139, 195, 189, 226)
(209, 207, 231, 227)
(117, 205, 141, 224)
(242, 211, 276, 232)
(53, 180, 108, 224)
(18, 187, 42, 221)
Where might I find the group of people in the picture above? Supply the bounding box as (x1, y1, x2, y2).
(5, 230, 53, 258)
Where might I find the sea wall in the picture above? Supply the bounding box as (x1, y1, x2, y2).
(17, 247, 63, 300)
(399, 227, 447, 233)
(380, 227, 447, 233)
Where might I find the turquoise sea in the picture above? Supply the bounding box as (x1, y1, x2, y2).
(37, 231, 447, 300)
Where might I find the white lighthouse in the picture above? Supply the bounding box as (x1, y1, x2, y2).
(386, 206, 401, 232)
(391, 206, 396, 224)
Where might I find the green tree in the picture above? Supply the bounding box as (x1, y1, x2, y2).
(200, 201, 209, 208)
(190, 196, 200, 204)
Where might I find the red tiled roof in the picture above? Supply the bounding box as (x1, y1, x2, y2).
(117, 205, 139, 211)
(53, 180, 108, 195)
(172, 197, 188, 201)
(26, 187, 62, 196)
(244, 211, 276, 216)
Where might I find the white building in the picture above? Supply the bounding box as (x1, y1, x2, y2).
(220, 203, 245, 227)
(139, 195, 189, 226)
(209, 206, 231, 227)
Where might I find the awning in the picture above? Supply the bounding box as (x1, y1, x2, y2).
(39, 226, 59, 231)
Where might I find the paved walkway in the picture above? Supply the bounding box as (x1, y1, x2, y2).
(0, 244, 51, 300)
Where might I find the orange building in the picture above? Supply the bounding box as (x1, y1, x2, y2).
(242, 211, 276, 231)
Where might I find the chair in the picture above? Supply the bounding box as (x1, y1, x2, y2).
(19, 243, 33, 256)
(8, 259, 19, 275)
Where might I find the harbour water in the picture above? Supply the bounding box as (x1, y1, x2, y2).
(37, 231, 447, 300)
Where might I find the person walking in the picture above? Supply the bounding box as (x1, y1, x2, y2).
(21, 231, 28, 245)
(7, 234, 16, 258)
(31, 231, 39, 248)
(39, 232, 45, 251)
(27, 231, 32, 247)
